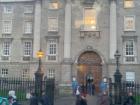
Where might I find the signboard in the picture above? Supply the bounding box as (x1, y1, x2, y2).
(126, 72, 135, 81)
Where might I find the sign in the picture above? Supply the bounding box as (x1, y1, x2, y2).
(126, 72, 135, 81)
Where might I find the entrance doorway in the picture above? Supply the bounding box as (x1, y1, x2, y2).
(77, 51, 102, 93)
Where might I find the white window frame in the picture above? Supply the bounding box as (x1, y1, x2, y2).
(2, 20, 12, 34)
(123, 39, 137, 64)
(48, 17, 58, 32)
(24, 5, 33, 14)
(47, 39, 57, 62)
(124, 16, 135, 31)
(23, 41, 32, 57)
(47, 68, 55, 79)
(3, 5, 13, 14)
(24, 21, 32, 34)
(48, 2, 58, 10)
(0, 68, 8, 77)
(82, 7, 97, 31)
(124, 0, 134, 8)
(2, 41, 11, 56)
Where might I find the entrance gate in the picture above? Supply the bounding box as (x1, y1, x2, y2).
(77, 51, 102, 93)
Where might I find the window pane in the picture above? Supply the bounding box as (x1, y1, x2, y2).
(24, 5, 33, 13)
(84, 8, 96, 30)
(124, 0, 134, 8)
(3, 5, 13, 14)
(24, 41, 32, 56)
(124, 16, 135, 31)
(24, 21, 32, 34)
(49, 3, 58, 9)
(2, 41, 10, 56)
(3, 21, 12, 33)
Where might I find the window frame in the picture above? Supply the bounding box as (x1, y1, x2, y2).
(47, 39, 58, 62)
(2, 41, 11, 57)
(124, 0, 134, 8)
(23, 21, 33, 34)
(47, 68, 55, 79)
(3, 5, 13, 14)
(123, 39, 137, 64)
(2, 20, 12, 34)
(48, 17, 58, 32)
(48, 2, 59, 10)
(24, 5, 33, 14)
(0, 68, 8, 77)
(23, 40, 32, 57)
(124, 15, 135, 31)
(83, 7, 97, 31)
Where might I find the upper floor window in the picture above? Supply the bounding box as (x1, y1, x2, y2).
(124, 0, 134, 8)
(47, 39, 57, 61)
(24, 5, 33, 14)
(2, 20, 12, 34)
(124, 16, 135, 31)
(24, 21, 32, 34)
(23, 41, 32, 56)
(2, 41, 11, 56)
(83, 8, 96, 30)
(3, 5, 13, 14)
(49, 2, 58, 9)
(48, 17, 58, 32)
(123, 39, 137, 63)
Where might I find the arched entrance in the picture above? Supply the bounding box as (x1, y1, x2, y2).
(77, 51, 102, 93)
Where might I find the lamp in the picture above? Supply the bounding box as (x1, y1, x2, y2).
(35, 49, 44, 97)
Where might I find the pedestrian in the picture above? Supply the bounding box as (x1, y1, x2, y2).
(29, 92, 38, 105)
(40, 92, 50, 105)
(75, 95, 81, 105)
(8, 96, 14, 105)
(80, 95, 87, 105)
(72, 78, 78, 95)
(97, 91, 110, 105)
(92, 83, 95, 95)
(123, 92, 135, 105)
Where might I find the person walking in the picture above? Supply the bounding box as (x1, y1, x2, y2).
(80, 95, 87, 105)
(29, 92, 38, 105)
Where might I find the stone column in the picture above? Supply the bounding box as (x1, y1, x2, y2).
(33, 0, 41, 57)
(110, 0, 117, 59)
(62, 0, 72, 83)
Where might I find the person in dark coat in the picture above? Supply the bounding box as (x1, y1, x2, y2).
(30, 93, 38, 105)
(80, 95, 87, 105)
(40, 92, 50, 105)
(123, 92, 135, 105)
(75, 95, 81, 105)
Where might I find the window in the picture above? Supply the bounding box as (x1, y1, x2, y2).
(124, 40, 137, 63)
(124, 0, 134, 8)
(3, 5, 13, 14)
(83, 8, 96, 30)
(0, 68, 8, 77)
(2, 20, 12, 34)
(24, 5, 33, 14)
(124, 16, 135, 31)
(47, 39, 57, 61)
(24, 21, 32, 34)
(22, 69, 29, 79)
(49, 2, 58, 9)
(48, 68, 55, 79)
(2, 41, 11, 56)
(48, 17, 58, 31)
(23, 41, 32, 56)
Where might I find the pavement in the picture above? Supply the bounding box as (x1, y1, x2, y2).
(54, 95, 97, 105)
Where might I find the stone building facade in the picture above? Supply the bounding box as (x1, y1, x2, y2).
(0, 0, 140, 92)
